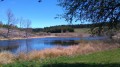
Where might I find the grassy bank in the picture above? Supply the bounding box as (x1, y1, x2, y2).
(74, 28, 90, 33)
(1, 48, 120, 67)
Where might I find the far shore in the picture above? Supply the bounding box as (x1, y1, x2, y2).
(0, 35, 82, 41)
(0, 35, 58, 41)
(0, 33, 91, 41)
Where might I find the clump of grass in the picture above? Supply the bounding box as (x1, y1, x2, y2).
(76, 40, 120, 54)
(28, 48, 66, 60)
(21, 41, 119, 60)
(16, 52, 28, 61)
(0, 51, 15, 64)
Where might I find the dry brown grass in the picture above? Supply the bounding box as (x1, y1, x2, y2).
(0, 51, 15, 64)
(0, 40, 120, 64)
(18, 41, 120, 60)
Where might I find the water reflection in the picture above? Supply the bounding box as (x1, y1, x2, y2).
(17, 39, 33, 53)
(48, 40, 79, 46)
(0, 40, 19, 52)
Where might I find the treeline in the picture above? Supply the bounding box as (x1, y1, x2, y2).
(32, 25, 74, 33)
(44, 26, 74, 33)
(32, 22, 120, 34)
(0, 22, 18, 29)
(32, 23, 100, 33)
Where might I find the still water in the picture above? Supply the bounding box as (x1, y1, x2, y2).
(0, 37, 106, 53)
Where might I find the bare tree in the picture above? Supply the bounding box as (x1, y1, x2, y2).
(23, 19, 31, 38)
(6, 10, 15, 38)
(19, 18, 23, 30)
(17, 17, 23, 37)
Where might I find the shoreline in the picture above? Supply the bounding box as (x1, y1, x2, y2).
(0, 33, 91, 41)
(0, 35, 82, 41)
(0, 35, 58, 41)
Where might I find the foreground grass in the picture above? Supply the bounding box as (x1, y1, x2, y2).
(1, 48, 120, 67)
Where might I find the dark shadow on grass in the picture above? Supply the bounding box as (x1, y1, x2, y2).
(42, 63, 120, 67)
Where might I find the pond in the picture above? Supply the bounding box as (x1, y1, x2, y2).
(0, 37, 106, 53)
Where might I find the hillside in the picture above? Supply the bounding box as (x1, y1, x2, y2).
(0, 27, 35, 39)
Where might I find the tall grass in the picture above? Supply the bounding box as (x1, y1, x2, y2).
(0, 51, 15, 64)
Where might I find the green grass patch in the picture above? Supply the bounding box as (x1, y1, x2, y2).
(74, 28, 90, 33)
(2, 48, 120, 67)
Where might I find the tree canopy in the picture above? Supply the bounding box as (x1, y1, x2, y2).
(58, 0, 120, 24)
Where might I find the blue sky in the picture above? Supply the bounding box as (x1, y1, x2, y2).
(0, 0, 80, 28)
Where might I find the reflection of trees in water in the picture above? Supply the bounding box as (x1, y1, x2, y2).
(0, 40, 19, 52)
(2, 39, 33, 53)
(26, 39, 28, 53)
(47, 40, 79, 46)
(25, 39, 32, 53)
